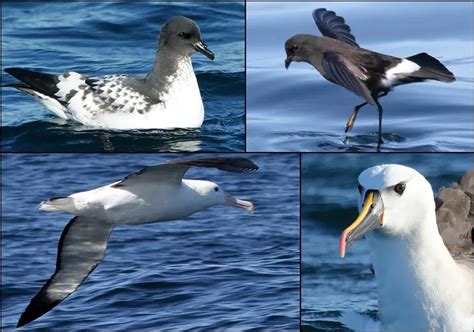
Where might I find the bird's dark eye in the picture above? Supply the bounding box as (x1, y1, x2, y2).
(394, 182, 406, 195)
(214, 187, 219, 192)
(292, 45, 299, 51)
(358, 184, 363, 194)
(178, 32, 191, 39)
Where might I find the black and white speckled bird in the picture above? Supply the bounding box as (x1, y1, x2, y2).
(285, 8, 455, 150)
(4, 16, 214, 130)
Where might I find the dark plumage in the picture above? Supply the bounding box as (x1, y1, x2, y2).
(285, 8, 455, 150)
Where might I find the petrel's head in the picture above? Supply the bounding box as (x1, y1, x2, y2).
(340, 164, 435, 257)
(193, 180, 255, 213)
(159, 16, 214, 60)
(284, 34, 317, 69)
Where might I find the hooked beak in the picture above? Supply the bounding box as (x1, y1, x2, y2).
(225, 194, 255, 213)
(193, 39, 215, 60)
(285, 56, 293, 69)
(339, 191, 384, 258)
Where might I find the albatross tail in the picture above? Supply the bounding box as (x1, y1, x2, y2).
(39, 197, 75, 213)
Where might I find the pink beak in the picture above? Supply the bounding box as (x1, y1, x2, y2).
(225, 195, 255, 213)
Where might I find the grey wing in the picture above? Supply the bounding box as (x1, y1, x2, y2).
(17, 217, 114, 328)
(313, 8, 359, 47)
(321, 53, 375, 104)
(436, 170, 474, 261)
(167, 157, 259, 173)
(112, 157, 259, 188)
(112, 163, 192, 188)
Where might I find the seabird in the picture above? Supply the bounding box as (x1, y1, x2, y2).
(340, 164, 473, 331)
(285, 8, 455, 150)
(4, 16, 215, 129)
(16, 157, 257, 327)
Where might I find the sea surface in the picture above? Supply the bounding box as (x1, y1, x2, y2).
(2, 2, 245, 152)
(2, 153, 299, 330)
(247, 2, 474, 152)
(301, 153, 473, 331)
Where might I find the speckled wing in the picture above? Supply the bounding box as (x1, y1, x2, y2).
(83, 75, 158, 114)
(321, 53, 375, 104)
(313, 8, 359, 47)
(4, 68, 158, 120)
(436, 170, 474, 261)
(56, 73, 157, 118)
(17, 217, 114, 328)
(112, 157, 259, 188)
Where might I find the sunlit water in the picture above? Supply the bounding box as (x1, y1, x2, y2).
(247, 2, 474, 152)
(301, 153, 473, 331)
(2, 2, 245, 152)
(2, 153, 299, 330)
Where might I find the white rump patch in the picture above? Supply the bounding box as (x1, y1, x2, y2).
(382, 59, 420, 87)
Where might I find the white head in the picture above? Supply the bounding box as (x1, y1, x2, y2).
(191, 180, 255, 213)
(340, 164, 435, 257)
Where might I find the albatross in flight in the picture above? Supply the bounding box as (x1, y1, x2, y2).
(340, 164, 473, 331)
(285, 8, 455, 150)
(5, 16, 214, 129)
(16, 157, 257, 327)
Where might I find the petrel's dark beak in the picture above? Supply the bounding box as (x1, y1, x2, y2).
(339, 190, 384, 258)
(194, 40, 214, 60)
(285, 56, 293, 69)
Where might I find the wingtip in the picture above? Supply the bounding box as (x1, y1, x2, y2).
(4, 67, 23, 75)
(16, 311, 31, 328)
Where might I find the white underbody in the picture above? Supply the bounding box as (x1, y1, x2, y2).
(40, 179, 214, 224)
(367, 223, 473, 331)
(30, 58, 204, 130)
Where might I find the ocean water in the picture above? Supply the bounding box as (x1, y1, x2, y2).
(2, 153, 300, 330)
(1, 2, 245, 152)
(247, 2, 474, 152)
(301, 153, 473, 331)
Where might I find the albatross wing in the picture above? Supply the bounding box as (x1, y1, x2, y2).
(17, 217, 114, 327)
(112, 157, 259, 188)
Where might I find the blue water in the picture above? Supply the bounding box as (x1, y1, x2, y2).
(1, 2, 245, 152)
(2, 153, 300, 330)
(301, 153, 473, 331)
(247, 2, 474, 152)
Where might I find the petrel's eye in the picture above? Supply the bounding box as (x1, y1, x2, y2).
(394, 182, 406, 195)
(177, 32, 191, 39)
(214, 187, 219, 192)
(358, 184, 363, 194)
(292, 45, 299, 51)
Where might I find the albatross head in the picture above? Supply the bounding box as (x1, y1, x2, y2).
(159, 16, 215, 60)
(340, 164, 436, 257)
(194, 180, 255, 213)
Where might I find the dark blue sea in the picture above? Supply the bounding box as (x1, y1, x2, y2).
(247, 2, 474, 152)
(301, 153, 473, 331)
(2, 2, 245, 152)
(2, 153, 300, 330)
